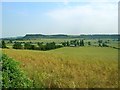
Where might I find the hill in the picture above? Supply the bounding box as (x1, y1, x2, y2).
(2, 47, 118, 88)
(1, 34, 119, 40)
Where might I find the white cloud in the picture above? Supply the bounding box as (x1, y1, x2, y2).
(46, 3, 118, 34)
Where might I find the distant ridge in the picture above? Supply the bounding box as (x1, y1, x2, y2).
(1, 34, 119, 40)
(23, 34, 69, 39)
(23, 34, 119, 39)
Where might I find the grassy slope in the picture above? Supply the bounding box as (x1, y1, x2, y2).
(2, 47, 118, 88)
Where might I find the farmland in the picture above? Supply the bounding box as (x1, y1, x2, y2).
(1, 34, 119, 88)
(2, 46, 118, 88)
(2, 1, 119, 88)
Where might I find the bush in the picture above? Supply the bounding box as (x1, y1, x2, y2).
(1, 54, 32, 88)
(102, 43, 109, 47)
(37, 42, 62, 51)
(1, 40, 7, 48)
(13, 42, 23, 49)
(24, 43, 35, 50)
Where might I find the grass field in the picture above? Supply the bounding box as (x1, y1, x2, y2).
(2, 47, 118, 88)
(5, 38, 119, 50)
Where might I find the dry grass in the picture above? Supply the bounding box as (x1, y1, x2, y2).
(2, 47, 118, 88)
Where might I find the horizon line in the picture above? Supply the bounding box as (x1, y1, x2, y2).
(1, 33, 119, 39)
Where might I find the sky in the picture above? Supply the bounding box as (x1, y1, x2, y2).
(1, 0, 119, 38)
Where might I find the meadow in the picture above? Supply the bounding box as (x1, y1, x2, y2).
(2, 46, 118, 88)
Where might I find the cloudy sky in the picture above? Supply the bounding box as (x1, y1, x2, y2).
(1, 0, 119, 38)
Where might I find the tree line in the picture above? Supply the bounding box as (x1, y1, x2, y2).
(12, 42, 63, 51)
(0, 39, 111, 51)
(61, 40, 84, 47)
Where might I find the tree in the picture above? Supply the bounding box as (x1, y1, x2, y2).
(13, 42, 23, 49)
(70, 40, 78, 47)
(31, 45, 35, 50)
(62, 42, 66, 47)
(82, 40, 84, 46)
(76, 40, 80, 46)
(70, 40, 74, 46)
(99, 43, 102, 47)
(24, 43, 36, 50)
(1, 40, 7, 48)
(102, 43, 108, 47)
(74, 40, 77, 46)
(66, 41, 70, 46)
(98, 40, 102, 47)
(45, 42, 56, 50)
(80, 40, 84, 46)
(98, 40, 102, 43)
(9, 40, 13, 43)
(37, 42, 44, 50)
(37, 42, 43, 46)
(88, 41, 91, 46)
(24, 43, 31, 49)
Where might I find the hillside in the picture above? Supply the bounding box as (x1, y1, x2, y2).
(2, 47, 118, 88)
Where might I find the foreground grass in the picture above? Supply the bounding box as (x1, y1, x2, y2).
(2, 47, 118, 88)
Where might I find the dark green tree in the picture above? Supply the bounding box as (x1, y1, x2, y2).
(74, 40, 77, 46)
(99, 43, 102, 47)
(77, 40, 80, 46)
(102, 43, 108, 47)
(1, 40, 7, 48)
(98, 40, 102, 47)
(9, 40, 13, 43)
(62, 42, 67, 47)
(13, 42, 23, 49)
(66, 41, 70, 46)
(24, 43, 35, 50)
(82, 40, 84, 46)
(80, 40, 84, 46)
(24, 43, 31, 49)
(37, 42, 43, 50)
(88, 41, 91, 46)
(98, 40, 103, 43)
(45, 42, 56, 50)
(70, 40, 74, 45)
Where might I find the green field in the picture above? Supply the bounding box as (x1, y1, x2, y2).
(2, 46, 118, 88)
(1, 1, 119, 88)
(5, 38, 119, 49)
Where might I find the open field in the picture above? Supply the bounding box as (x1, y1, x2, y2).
(2, 47, 118, 88)
(5, 38, 119, 49)
(2, 1, 119, 88)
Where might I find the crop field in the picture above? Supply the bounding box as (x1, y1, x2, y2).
(2, 47, 118, 88)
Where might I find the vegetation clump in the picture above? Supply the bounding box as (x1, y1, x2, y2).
(13, 42, 23, 49)
(0, 40, 7, 48)
(1, 54, 32, 88)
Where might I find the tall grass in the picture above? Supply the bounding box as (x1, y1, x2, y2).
(2, 47, 118, 88)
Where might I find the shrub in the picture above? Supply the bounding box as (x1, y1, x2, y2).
(1, 40, 7, 48)
(13, 42, 23, 49)
(24, 43, 35, 50)
(1, 54, 32, 88)
(102, 43, 109, 47)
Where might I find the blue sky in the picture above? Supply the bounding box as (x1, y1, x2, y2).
(1, 0, 119, 38)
